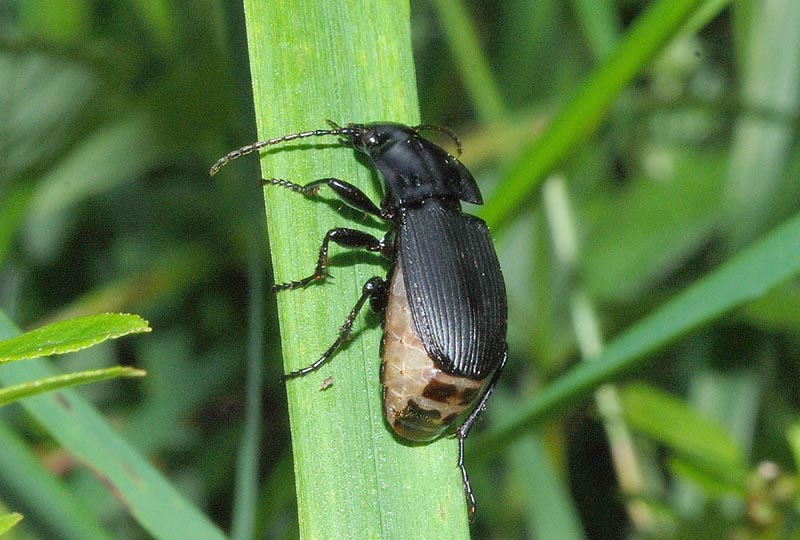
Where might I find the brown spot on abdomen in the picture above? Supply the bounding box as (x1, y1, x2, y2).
(422, 380, 459, 402)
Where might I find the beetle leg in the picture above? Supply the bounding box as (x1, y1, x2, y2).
(273, 228, 386, 292)
(281, 276, 386, 381)
(455, 349, 508, 521)
(263, 177, 389, 220)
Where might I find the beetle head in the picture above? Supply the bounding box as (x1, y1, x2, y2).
(340, 122, 484, 207)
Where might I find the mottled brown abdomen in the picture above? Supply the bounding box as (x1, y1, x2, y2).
(381, 263, 489, 442)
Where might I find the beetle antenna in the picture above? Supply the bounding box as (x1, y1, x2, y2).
(414, 124, 463, 156)
(210, 124, 356, 176)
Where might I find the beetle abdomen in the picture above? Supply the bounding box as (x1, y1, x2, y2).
(381, 264, 489, 442)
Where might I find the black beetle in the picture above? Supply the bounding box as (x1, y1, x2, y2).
(211, 121, 508, 520)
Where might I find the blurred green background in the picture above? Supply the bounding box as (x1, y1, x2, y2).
(1, 0, 800, 539)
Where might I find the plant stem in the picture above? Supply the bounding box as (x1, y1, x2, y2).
(241, 1, 472, 537)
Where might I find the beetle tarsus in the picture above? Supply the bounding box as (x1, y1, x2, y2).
(457, 435, 478, 522)
(272, 273, 328, 292)
(261, 178, 317, 195)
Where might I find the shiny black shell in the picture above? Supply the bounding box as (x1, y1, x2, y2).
(347, 123, 508, 380)
(396, 199, 506, 379)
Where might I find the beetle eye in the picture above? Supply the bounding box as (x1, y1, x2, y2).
(366, 134, 379, 146)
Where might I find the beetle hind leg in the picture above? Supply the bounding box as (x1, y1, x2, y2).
(455, 349, 508, 521)
(280, 276, 387, 382)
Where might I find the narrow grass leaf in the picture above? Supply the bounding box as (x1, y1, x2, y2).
(431, 0, 507, 121)
(787, 421, 800, 471)
(231, 235, 265, 540)
(0, 420, 111, 540)
(571, 0, 621, 60)
(0, 313, 150, 364)
(0, 366, 145, 407)
(493, 388, 586, 540)
(515, 433, 587, 540)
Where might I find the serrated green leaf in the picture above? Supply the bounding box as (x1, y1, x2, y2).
(0, 313, 150, 364)
(0, 513, 23, 536)
(0, 366, 145, 407)
(622, 383, 746, 483)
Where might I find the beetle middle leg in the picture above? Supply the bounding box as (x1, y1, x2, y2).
(273, 228, 391, 291)
(455, 349, 508, 521)
(280, 276, 388, 381)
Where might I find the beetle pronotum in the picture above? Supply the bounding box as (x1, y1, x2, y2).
(212, 121, 508, 520)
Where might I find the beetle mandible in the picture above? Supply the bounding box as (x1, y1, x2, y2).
(211, 121, 508, 520)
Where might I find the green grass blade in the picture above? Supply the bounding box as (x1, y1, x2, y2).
(239, 1, 470, 537)
(430, 0, 507, 121)
(514, 433, 587, 540)
(788, 421, 800, 471)
(480, 0, 707, 229)
(723, 0, 800, 246)
(491, 391, 586, 540)
(231, 235, 265, 540)
(0, 366, 145, 407)
(0, 420, 111, 540)
(0, 313, 151, 364)
(571, 0, 620, 60)
(478, 210, 800, 451)
(0, 310, 228, 540)
(684, 0, 734, 36)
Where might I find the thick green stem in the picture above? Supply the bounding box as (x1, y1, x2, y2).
(241, 1, 471, 537)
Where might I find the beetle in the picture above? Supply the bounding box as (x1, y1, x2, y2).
(211, 121, 508, 520)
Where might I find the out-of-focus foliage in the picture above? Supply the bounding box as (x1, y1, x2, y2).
(1, 1, 799, 539)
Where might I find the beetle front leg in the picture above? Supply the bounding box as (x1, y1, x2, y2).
(280, 276, 387, 382)
(455, 349, 508, 522)
(273, 228, 390, 292)
(263, 177, 390, 220)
